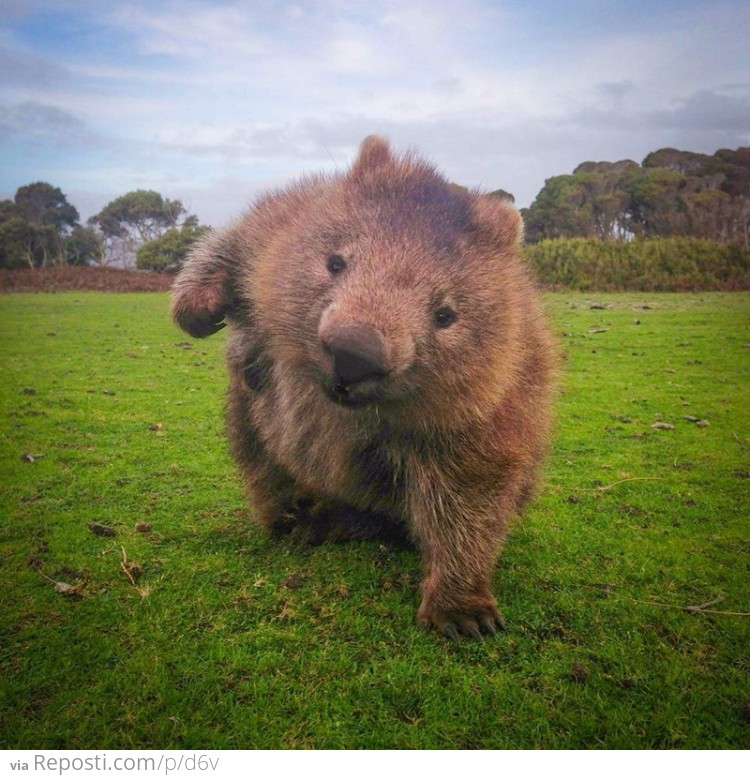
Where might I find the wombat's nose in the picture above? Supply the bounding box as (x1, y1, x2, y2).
(322, 325, 388, 386)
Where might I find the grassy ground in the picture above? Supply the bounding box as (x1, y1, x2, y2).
(1, 291, 748, 749)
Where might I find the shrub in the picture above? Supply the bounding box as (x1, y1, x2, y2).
(523, 237, 750, 291)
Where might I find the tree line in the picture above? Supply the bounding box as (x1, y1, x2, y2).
(0, 184, 208, 271)
(2, 144, 749, 273)
(521, 147, 750, 247)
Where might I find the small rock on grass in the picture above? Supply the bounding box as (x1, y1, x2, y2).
(651, 422, 675, 430)
(696, 419, 710, 428)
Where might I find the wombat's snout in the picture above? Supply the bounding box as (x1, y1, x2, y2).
(321, 325, 389, 387)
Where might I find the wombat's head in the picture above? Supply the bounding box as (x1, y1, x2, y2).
(172, 136, 530, 427)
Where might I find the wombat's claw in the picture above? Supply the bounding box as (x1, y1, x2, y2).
(481, 611, 506, 634)
(437, 616, 498, 643)
(466, 624, 484, 643)
(422, 602, 505, 642)
(441, 623, 461, 643)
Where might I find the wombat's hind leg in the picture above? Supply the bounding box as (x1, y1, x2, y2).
(289, 497, 413, 548)
(327, 504, 413, 548)
(241, 463, 298, 537)
(267, 508, 302, 539)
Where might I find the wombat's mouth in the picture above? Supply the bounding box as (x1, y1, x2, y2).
(326, 380, 383, 408)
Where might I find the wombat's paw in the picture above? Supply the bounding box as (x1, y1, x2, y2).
(417, 599, 506, 643)
(272, 497, 343, 545)
(269, 511, 299, 539)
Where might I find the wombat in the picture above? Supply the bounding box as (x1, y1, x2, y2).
(171, 136, 556, 641)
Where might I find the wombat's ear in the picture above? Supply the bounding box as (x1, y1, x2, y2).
(170, 229, 239, 338)
(470, 194, 524, 252)
(350, 135, 393, 177)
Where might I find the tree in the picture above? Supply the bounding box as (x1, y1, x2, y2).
(523, 161, 638, 242)
(0, 199, 18, 223)
(136, 221, 210, 271)
(15, 182, 79, 233)
(714, 148, 750, 247)
(0, 183, 82, 266)
(624, 167, 686, 238)
(0, 217, 59, 268)
(522, 174, 595, 241)
(90, 190, 193, 267)
(64, 226, 106, 266)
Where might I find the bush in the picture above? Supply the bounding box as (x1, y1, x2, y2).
(523, 237, 750, 291)
(136, 222, 211, 271)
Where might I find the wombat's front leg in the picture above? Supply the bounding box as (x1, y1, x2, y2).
(410, 466, 526, 642)
(415, 528, 506, 642)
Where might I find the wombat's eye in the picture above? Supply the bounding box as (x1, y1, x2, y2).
(327, 254, 347, 275)
(435, 306, 457, 328)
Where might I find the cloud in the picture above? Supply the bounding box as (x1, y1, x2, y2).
(161, 113, 598, 208)
(105, 2, 273, 62)
(1, 0, 749, 225)
(565, 86, 750, 150)
(0, 101, 93, 146)
(0, 0, 49, 18)
(650, 88, 750, 133)
(0, 45, 71, 88)
(595, 80, 636, 111)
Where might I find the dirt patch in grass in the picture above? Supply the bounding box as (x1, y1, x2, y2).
(0, 266, 175, 293)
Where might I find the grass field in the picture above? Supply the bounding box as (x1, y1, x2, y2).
(1, 291, 748, 749)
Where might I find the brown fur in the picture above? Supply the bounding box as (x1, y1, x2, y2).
(171, 136, 556, 641)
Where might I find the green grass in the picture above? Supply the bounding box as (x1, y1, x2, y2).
(1, 291, 749, 749)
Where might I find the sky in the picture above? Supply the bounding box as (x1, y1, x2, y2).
(1, 0, 749, 227)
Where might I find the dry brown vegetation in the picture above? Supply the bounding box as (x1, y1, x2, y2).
(0, 266, 175, 293)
